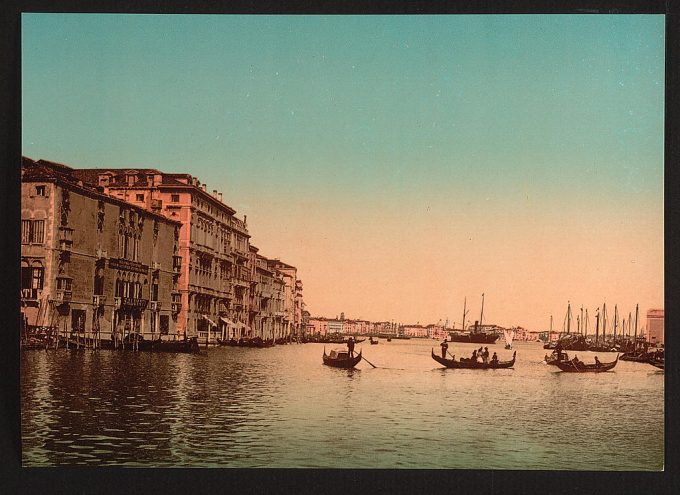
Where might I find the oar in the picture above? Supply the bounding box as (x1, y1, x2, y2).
(362, 355, 378, 368)
(447, 350, 456, 360)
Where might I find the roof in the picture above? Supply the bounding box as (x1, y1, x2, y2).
(22, 158, 181, 226)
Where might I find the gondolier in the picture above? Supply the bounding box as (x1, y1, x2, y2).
(347, 336, 355, 357)
(440, 338, 449, 358)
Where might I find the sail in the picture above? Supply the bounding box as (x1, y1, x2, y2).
(503, 329, 515, 347)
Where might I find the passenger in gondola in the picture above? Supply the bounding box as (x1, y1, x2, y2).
(347, 336, 355, 357)
(555, 342, 564, 361)
(482, 347, 490, 364)
(594, 356, 601, 368)
(490, 352, 498, 365)
(440, 338, 449, 359)
(572, 355, 582, 366)
(471, 349, 478, 362)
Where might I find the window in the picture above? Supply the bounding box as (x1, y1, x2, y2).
(21, 265, 43, 299)
(56, 277, 72, 291)
(31, 267, 44, 289)
(171, 194, 180, 203)
(136, 194, 144, 202)
(21, 220, 45, 244)
(35, 185, 46, 196)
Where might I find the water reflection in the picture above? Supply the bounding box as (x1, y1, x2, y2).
(21, 341, 663, 469)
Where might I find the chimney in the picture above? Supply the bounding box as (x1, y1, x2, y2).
(202, 184, 207, 192)
(244, 215, 247, 225)
(218, 192, 223, 202)
(213, 189, 218, 198)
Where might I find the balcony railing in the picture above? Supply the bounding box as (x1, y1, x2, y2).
(93, 294, 106, 306)
(114, 297, 148, 310)
(55, 289, 72, 303)
(150, 301, 162, 311)
(58, 227, 74, 252)
(171, 302, 181, 313)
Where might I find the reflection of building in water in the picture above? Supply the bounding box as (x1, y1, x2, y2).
(646, 309, 664, 345)
(21, 158, 181, 343)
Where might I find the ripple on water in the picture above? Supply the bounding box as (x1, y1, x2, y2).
(20, 342, 664, 469)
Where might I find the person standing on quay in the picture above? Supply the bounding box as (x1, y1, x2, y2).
(441, 338, 449, 359)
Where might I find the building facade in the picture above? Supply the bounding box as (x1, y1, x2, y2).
(646, 309, 664, 345)
(71, 167, 252, 343)
(21, 158, 181, 343)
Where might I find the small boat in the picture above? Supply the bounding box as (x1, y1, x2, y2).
(554, 355, 619, 373)
(647, 358, 664, 370)
(431, 349, 516, 369)
(386, 337, 392, 342)
(503, 328, 514, 350)
(322, 347, 362, 369)
(369, 337, 379, 345)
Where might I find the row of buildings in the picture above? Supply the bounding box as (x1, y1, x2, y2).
(20, 157, 306, 345)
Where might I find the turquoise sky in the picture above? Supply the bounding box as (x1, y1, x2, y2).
(22, 14, 665, 328)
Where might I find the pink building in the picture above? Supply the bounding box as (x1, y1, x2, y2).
(646, 309, 664, 345)
(307, 317, 330, 336)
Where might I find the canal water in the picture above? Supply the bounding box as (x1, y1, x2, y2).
(21, 339, 664, 469)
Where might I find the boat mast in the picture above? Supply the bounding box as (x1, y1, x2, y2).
(602, 303, 607, 343)
(633, 304, 639, 350)
(479, 293, 485, 331)
(613, 305, 618, 342)
(595, 308, 600, 343)
(580, 306, 584, 336)
(462, 297, 468, 332)
(566, 301, 571, 334)
(585, 309, 589, 337)
(549, 314, 553, 343)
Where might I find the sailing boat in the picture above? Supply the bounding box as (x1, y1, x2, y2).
(503, 328, 515, 350)
(448, 294, 499, 344)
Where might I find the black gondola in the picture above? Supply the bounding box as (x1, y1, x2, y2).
(554, 354, 619, 372)
(322, 347, 362, 369)
(431, 349, 516, 369)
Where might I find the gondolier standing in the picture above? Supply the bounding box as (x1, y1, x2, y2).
(347, 336, 355, 357)
(441, 338, 449, 358)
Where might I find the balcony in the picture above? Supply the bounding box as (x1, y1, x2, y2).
(171, 302, 182, 314)
(58, 227, 74, 252)
(172, 255, 182, 274)
(114, 296, 122, 309)
(150, 301, 162, 311)
(55, 289, 72, 303)
(93, 294, 106, 306)
(119, 297, 149, 310)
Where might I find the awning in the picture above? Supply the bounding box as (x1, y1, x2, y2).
(202, 315, 217, 327)
(220, 317, 235, 326)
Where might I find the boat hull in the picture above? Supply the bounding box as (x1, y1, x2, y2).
(323, 350, 362, 369)
(431, 349, 515, 369)
(554, 355, 619, 372)
(448, 333, 499, 344)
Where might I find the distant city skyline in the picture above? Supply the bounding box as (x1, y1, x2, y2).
(22, 14, 664, 330)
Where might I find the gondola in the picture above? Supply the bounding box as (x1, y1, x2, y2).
(647, 359, 664, 370)
(554, 354, 619, 373)
(369, 337, 379, 345)
(322, 347, 362, 369)
(431, 349, 516, 369)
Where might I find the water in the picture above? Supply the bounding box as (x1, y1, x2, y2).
(21, 339, 664, 469)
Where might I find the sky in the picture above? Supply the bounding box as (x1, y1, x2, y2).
(21, 14, 664, 331)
